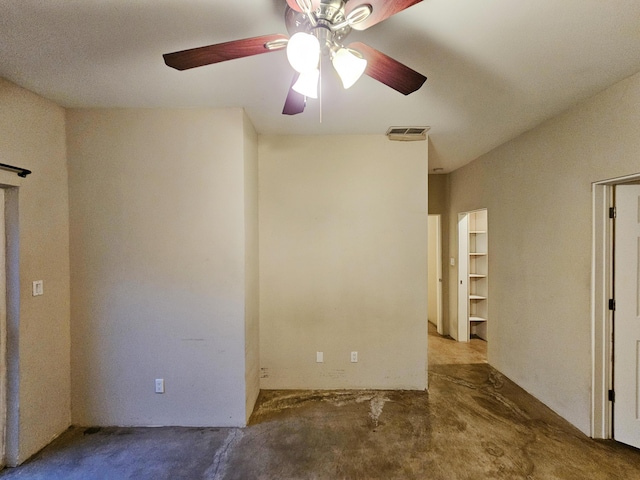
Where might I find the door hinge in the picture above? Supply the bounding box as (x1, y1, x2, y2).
(609, 299, 616, 311)
(609, 207, 617, 219)
(609, 389, 615, 402)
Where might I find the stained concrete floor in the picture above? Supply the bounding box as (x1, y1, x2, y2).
(2, 330, 640, 479)
(427, 321, 487, 365)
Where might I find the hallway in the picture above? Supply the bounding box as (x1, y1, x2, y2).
(428, 321, 487, 365)
(2, 331, 639, 479)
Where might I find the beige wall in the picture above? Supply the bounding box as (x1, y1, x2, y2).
(259, 135, 428, 390)
(5, 61, 636, 461)
(0, 78, 71, 465)
(67, 108, 257, 427)
(447, 70, 640, 434)
(243, 111, 260, 423)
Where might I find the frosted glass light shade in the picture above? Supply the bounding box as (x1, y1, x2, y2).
(292, 69, 319, 98)
(287, 32, 320, 73)
(332, 48, 367, 89)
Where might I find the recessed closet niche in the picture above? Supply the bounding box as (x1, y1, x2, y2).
(457, 209, 488, 342)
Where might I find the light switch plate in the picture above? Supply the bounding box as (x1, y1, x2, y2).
(32, 280, 43, 296)
(155, 378, 165, 394)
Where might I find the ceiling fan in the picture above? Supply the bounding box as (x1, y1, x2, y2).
(163, 0, 427, 115)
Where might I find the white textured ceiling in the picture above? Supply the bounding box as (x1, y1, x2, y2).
(1, 0, 640, 172)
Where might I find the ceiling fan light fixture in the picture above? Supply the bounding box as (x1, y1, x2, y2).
(332, 48, 367, 89)
(286, 32, 321, 73)
(292, 69, 320, 98)
(163, 0, 428, 116)
(295, 0, 318, 27)
(346, 4, 373, 25)
(295, 0, 315, 15)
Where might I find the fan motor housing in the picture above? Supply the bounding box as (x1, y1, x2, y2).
(285, 0, 351, 46)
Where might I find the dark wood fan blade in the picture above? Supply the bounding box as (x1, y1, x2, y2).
(163, 34, 288, 71)
(282, 73, 306, 115)
(349, 42, 426, 95)
(346, 0, 423, 31)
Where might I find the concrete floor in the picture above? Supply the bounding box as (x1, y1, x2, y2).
(428, 321, 487, 365)
(2, 330, 639, 479)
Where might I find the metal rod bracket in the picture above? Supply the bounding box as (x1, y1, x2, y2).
(0, 163, 31, 178)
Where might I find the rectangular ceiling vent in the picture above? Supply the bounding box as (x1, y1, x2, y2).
(386, 126, 430, 142)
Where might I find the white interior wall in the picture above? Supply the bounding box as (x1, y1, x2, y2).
(447, 70, 640, 434)
(67, 108, 256, 427)
(0, 78, 71, 465)
(259, 135, 428, 390)
(243, 111, 260, 423)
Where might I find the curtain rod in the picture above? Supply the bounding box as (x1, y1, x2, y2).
(0, 163, 31, 178)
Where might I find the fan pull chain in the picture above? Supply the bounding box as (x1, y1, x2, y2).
(319, 59, 323, 123)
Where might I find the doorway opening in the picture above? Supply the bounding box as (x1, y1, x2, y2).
(592, 172, 640, 446)
(427, 210, 487, 368)
(2, 187, 19, 467)
(0, 187, 14, 468)
(0, 189, 5, 467)
(428, 215, 443, 335)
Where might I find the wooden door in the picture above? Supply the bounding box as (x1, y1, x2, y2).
(457, 213, 469, 342)
(613, 184, 640, 448)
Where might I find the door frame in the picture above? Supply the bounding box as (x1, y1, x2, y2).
(0, 189, 6, 467)
(4, 187, 19, 466)
(591, 172, 640, 440)
(457, 208, 489, 342)
(457, 212, 469, 342)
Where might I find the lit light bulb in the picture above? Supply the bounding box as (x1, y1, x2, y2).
(286, 32, 320, 73)
(292, 69, 320, 98)
(332, 48, 367, 89)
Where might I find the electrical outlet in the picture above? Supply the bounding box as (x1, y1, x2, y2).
(316, 352, 323, 363)
(351, 351, 358, 363)
(155, 378, 165, 394)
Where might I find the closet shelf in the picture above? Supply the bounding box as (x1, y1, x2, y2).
(463, 209, 488, 342)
